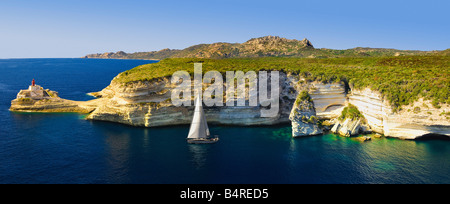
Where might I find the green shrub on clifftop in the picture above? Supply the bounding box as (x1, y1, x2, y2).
(298, 90, 312, 102)
(339, 104, 364, 121)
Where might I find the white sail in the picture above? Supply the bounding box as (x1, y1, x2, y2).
(187, 95, 210, 139)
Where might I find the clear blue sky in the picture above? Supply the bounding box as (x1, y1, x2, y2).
(1, 0, 449, 58)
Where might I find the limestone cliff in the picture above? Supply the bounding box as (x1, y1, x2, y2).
(11, 72, 450, 140)
(10, 84, 97, 113)
(85, 72, 352, 132)
(289, 91, 322, 137)
(86, 72, 296, 127)
(349, 88, 450, 139)
(309, 82, 346, 119)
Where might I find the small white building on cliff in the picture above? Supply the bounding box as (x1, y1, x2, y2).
(16, 79, 58, 100)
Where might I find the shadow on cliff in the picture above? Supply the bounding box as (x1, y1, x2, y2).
(415, 133, 450, 141)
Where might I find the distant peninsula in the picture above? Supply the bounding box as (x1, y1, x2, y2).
(83, 36, 448, 60)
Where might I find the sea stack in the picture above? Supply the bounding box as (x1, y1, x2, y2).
(289, 90, 323, 137)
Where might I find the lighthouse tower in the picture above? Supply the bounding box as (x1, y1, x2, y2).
(25, 79, 45, 99)
(15, 79, 58, 100)
(29, 79, 41, 92)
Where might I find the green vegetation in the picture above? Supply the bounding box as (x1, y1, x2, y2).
(116, 55, 449, 111)
(298, 90, 312, 102)
(440, 111, 450, 116)
(301, 116, 307, 123)
(339, 104, 364, 121)
(301, 115, 318, 124)
(431, 99, 441, 109)
(308, 116, 318, 124)
(294, 90, 312, 107)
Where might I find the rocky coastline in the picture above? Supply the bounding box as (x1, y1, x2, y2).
(10, 72, 450, 140)
(10, 83, 105, 114)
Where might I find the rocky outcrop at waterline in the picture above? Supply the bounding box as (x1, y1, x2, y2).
(10, 83, 98, 113)
(289, 91, 322, 137)
(10, 98, 96, 114)
(331, 118, 363, 137)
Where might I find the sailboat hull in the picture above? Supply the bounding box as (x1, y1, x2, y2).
(187, 137, 219, 144)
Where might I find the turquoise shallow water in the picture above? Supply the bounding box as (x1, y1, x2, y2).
(0, 59, 449, 184)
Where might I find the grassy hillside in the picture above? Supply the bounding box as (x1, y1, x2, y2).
(116, 55, 449, 111)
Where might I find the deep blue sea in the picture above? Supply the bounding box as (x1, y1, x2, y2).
(0, 59, 449, 184)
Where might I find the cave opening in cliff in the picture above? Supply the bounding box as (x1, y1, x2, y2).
(415, 133, 450, 141)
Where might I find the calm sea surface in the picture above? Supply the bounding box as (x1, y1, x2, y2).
(0, 59, 449, 184)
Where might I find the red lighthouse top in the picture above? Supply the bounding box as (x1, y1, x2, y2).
(32, 79, 35, 86)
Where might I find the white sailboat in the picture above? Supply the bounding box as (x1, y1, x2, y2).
(187, 95, 219, 144)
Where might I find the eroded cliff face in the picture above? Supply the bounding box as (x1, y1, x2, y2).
(289, 94, 322, 137)
(87, 73, 297, 127)
(309, 82, 346, 119)
(383, 98, 450, 139)
(349, 88, 450, 139)
(348, 88, 390, 134)
(86, 72, 349, 128)
(87, 75, 449, 139)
